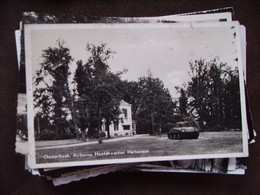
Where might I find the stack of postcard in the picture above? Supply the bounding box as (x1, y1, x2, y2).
(15, 7, 256, 185)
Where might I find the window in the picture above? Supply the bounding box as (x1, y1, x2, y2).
(114, 122, 119, 131)
(122, 108, 128, 119)
(132, 123, 136, 131)
(123, 125, 130, 130)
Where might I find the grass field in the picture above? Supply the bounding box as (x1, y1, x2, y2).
(35, 132, 243, 164)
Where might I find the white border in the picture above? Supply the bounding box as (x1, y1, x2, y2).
(24, 26, 36, 168)
(24, 22, 248, 169)
(140, 12, 232, 22)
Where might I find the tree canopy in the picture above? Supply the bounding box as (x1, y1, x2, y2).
(33, 40, 77, 139)
(74, 44, 122, 139)
(183, 58, 241, 131)
(119, 71, 176, 134)
(33, 40, 242, 141)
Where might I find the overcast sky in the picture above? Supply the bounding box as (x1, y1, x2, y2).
(27, 23, 240, 98)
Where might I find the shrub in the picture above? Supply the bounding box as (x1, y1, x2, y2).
(36, 129, 75, 140)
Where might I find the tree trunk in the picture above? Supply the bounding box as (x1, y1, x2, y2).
(151, 112, 155, 135)
(81, 130, 86, 142)
(106, 120, 111, 139)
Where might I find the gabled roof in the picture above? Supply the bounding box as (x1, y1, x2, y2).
(120, 100, 131, 106)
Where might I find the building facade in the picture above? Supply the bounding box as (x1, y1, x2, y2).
(101, 100, 136, 137)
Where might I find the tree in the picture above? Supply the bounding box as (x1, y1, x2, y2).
(186, 58, 241, 131)
(136, 71, 176, 134)
(175, 86, 188, 118)
(74, 43, 122, 139)
(187, 59, 210, 129)
(222, 67, 241, 129)
(33, 39, 77, 139)
(117, 80, 141, 120)
(73, 60, 92, 140)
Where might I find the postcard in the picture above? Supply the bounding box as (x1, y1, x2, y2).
(22, 11, 232, 25)
(17, 12, 233, 156)
(23, 21, 248, 169)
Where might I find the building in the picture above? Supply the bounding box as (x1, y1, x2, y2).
(101, 100, 136, 137)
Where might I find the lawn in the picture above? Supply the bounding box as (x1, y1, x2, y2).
(35, 132, 243, 164)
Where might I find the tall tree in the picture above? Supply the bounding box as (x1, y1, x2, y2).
(136, 71, 176, 134)
(73, 60, 93, 140)
(223, 67, 241, 129)
(33, 39, 77, 139)
(74, 44, 122, 138)
(186, 58, 241, 131)
(187, 59, 210, 129)
(179, 88, 188, 118)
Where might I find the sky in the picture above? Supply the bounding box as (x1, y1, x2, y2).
(26, 23, 240, 98)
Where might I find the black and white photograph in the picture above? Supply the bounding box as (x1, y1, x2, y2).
(134, 158, 230, 174)
(16, 93, 29, 155)
(24, 22, 248, 168)
(15, 29, 29, 156)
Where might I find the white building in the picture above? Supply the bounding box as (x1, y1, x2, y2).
(101, 100, 136, 137)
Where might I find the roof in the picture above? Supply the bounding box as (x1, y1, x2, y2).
(120, 100, 131, 106)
